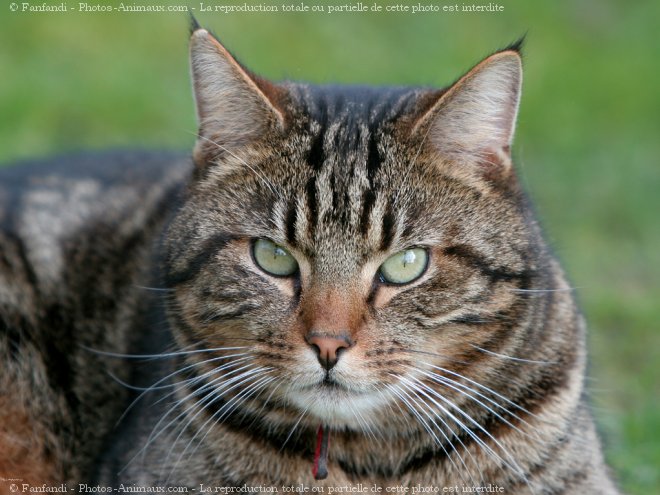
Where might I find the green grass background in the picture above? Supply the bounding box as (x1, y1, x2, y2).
(1, 0, 658, 491)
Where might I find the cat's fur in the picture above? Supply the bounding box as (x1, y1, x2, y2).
(0, 27, 620, 493)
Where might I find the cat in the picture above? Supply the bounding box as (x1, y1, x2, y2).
(0, 23, 621, 494)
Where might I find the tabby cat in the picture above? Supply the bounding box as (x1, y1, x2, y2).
(0, 24, 620, 494)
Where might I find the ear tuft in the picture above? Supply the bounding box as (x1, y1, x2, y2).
(188, 13, 201, 35)
(415, 49, 523, 176)
(502, 35, 526, 55)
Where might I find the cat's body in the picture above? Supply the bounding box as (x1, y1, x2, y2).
(0, 151, 189, 484)
(0, 27, 619, 493)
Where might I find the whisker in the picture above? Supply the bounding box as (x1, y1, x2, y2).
(105, 371, 183, 394)
(208, 379, 286, 471)
(398, 379, 479, 487)
(228, 376, 288, 439)
(167, 372, 275, 481)
(82, 344, 247, 360)
(193, 132, 281, 200)
(401, 348, 471, 366)
(470, 345, 558, 365)
(280, 406, 310, 452)
(120, 353, 250, 394)
(148, 362, 260, 445)
(163, 366, 273, 462)
(155, 366, 269, 478)
(115, 353, 250, 427)
(408, 366, 541, 441)
(422, 362, 542, 420)
(118, 358, 255, 474)
(149, 356, 253, 408)
(508, 287, 581, 294)
(398, 111, 435, 205)
(386, 382, 472, 487)
(402, 374, 533, 491)
(349, 401, 382, 444)
(375, 388, 405, 431)
(133, 285, 175, 292)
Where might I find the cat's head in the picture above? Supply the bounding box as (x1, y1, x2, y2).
(164, 27, 541, 432)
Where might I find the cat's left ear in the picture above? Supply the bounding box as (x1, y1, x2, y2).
(189, 28, 286, 167)
(414, 47, 522, 178)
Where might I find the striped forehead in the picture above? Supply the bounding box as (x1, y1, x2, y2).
(274, 86, 414, 269)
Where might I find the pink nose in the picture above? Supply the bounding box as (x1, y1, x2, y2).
(306, 334, 352, 370)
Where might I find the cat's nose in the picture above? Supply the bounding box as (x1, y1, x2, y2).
(306, 333, 352, 370)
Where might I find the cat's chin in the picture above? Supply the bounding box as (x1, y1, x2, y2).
(285, 382, 390, 428)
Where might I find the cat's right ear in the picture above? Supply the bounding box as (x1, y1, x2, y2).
(190, 28, 286, 167)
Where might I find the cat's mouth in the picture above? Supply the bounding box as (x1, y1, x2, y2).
(291, 372, 365, 401)
(300, 378, 352, 395)
(318, 375, 347, 390)
(295, 367, 378, 398)
(304, 373, 364, 395)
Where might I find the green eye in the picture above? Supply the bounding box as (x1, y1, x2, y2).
(252, 239, 299, 277)
(379, 248, 429, 285)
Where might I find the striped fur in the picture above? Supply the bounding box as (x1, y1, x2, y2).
(0, 29, 620, 493)
(0, 151, 190, 485)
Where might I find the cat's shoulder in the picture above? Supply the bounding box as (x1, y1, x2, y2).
(0, 149, 191, 235)
(0, 149, 191, 296)
(0, 149, 191, 205)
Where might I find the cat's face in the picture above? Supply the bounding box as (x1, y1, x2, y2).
(164, 29, 534, 432)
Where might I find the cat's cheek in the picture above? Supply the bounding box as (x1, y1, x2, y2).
(243, 264, 299, 300)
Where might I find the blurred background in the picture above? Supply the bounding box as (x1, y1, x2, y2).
(0, 0, 658, 492)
